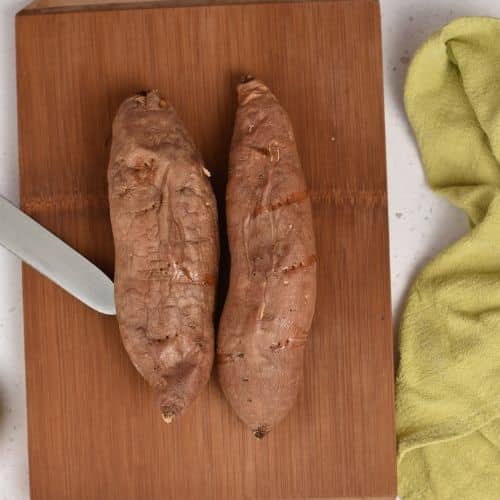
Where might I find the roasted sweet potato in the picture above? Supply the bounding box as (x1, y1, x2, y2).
(108, 90, 219, 421)
(217, 79, 317, 437)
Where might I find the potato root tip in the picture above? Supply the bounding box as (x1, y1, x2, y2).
(240, 74, 255, 84)
(252, 427, 269, 439)
(162, 412, 175, 424)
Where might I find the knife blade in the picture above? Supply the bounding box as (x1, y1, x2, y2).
(0, 195, 116, 315)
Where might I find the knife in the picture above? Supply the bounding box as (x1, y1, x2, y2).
(0, 194, 116, 315)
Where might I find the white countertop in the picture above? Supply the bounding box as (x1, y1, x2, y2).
(0, 0, 497, 498)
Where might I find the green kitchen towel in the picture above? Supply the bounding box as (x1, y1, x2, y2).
(397, 17, 500, 500)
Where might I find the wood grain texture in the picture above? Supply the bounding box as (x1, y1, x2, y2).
(16, 1, 396, 499)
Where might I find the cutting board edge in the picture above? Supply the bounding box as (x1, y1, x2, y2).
(18, 0, 379, 16)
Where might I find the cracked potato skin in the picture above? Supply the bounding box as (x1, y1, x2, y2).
(108, 90, 219, 421)
(217, 80, 317, 437)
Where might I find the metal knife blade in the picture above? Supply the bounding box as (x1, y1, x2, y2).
(0, 195, 116, 315)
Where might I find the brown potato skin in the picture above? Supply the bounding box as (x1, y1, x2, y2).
(108, 90, 219, 421)
(217, 79, 317, 437)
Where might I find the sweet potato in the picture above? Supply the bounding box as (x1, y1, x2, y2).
(217, 79, 317, 437)
(108, 90, 219, 421)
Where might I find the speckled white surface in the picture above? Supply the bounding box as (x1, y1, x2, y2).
(0, 1, 499, 498)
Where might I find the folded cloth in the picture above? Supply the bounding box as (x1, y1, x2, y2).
(397, 17, 500, 500)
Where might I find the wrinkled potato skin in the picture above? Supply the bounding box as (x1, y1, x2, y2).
(108, 91, 219, 421)
(217, 80, 317, 437)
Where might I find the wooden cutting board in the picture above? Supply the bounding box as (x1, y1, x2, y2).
(16, 0, 396, 498)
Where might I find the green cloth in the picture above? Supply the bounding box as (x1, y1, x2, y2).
(397, 17, 500, 500)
